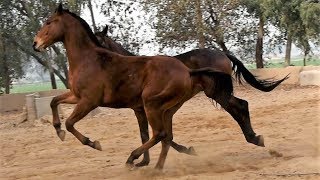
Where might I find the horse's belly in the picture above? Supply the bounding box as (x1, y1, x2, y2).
(101, 93, 143, 109)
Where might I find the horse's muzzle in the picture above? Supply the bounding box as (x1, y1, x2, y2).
(33, 42, 40, 52)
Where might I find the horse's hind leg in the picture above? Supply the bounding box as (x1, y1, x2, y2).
(64, 100, 101, 150)
(134, 108, 196, 167)
(50, 92, 78, 141)
(155, 104, 180, 169)
(126, 108, 165, 167)
(171, 141, 196, 155)
(215, 95, 264, 147)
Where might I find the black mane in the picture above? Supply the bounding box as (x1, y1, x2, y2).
(63, 10, 103, 48)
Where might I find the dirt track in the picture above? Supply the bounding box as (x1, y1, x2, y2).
(0, 85, 319, 180)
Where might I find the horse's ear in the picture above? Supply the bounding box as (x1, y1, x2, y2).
(56, 3, 63, 15)
(102, 25, 109, 36)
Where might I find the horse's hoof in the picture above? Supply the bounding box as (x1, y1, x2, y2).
(135, 160, 150, 167)
(57, 130, 66, 141)
(257, 135, 265, 147)
(125, 162, 135, 170)
(93, 140, 102, 151)
(188, 146, 197, 156)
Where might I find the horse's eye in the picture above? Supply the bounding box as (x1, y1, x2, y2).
(46, 21, 51, 25)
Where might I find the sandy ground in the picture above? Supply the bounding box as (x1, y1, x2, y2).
(0, 85, 319, 180)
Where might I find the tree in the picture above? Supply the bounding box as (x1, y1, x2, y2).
(100, 0, 156, 55)
(241, 0, 266, 68)
(87, 0, 97, 32)
(0, 0, 25, 93)
(298, 1, 320, 65)
(0, 0, 89, 92)
(142, 0, 265, 59)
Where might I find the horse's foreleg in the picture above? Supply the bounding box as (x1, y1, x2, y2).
(64, 101, 101, 150)
(50, 92, 78, 141)
(133, 109, 150, 167)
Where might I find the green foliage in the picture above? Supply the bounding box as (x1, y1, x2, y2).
(300, 1, 320, 44)
(142, 0, 255, 52)
(0, 0, 26, 93)
(263, 0, 320, 56)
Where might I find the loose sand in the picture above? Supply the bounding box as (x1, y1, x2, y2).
(1, 85, 319, 180)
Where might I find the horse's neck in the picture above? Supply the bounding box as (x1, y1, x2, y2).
(106, 38, 135, 56)
(63, 25, 97, 72)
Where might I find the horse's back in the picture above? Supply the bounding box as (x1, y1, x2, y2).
(174, 49, 233, 75)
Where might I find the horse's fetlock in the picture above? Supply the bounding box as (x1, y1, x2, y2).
(130, 150, 140, 160)
(53, 122, 61, 129)
(245, 133, 257, 143)
(82, 137, 90, 145)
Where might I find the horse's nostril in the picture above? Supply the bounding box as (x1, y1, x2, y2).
(32, 41, 40, 52)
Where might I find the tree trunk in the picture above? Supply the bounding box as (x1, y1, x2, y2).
(195, 0, 205, 48)
(1, 38, 10, 94)
(46, 51, 57, 89)
(284, 33, 292, 67)
(303, 50, 307, 66)
(255, 15, 264, 69)
(87, 0, 97, 32)
(217, 39, 228, 52)
(52, 45, 69, 88)
(49, 70, 57, 89)
(3, 48, 10, 94)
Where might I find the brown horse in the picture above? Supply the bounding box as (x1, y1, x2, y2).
(96, 25, 288, 92)
(34, 4, 266, 169)
(95, 25, 289, 164)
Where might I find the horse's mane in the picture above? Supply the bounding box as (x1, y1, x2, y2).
(103, 36, 135, 56)
(63, 9, 103, 48)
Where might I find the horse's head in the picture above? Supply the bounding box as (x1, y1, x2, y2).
(33, 3, 65, 52)
(95, 25, 111, 48)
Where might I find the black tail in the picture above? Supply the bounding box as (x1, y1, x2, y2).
(190, 68, 233, 102)
(226, 54, 289, 92)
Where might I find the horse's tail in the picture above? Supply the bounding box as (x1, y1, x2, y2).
(225, 53, 289, 92)
(190, 68, 233, 103)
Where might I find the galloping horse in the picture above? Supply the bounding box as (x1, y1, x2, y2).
(95, 25, 288, 92)
(95, 25, 289, 164)
(33, 4, 274, 169)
